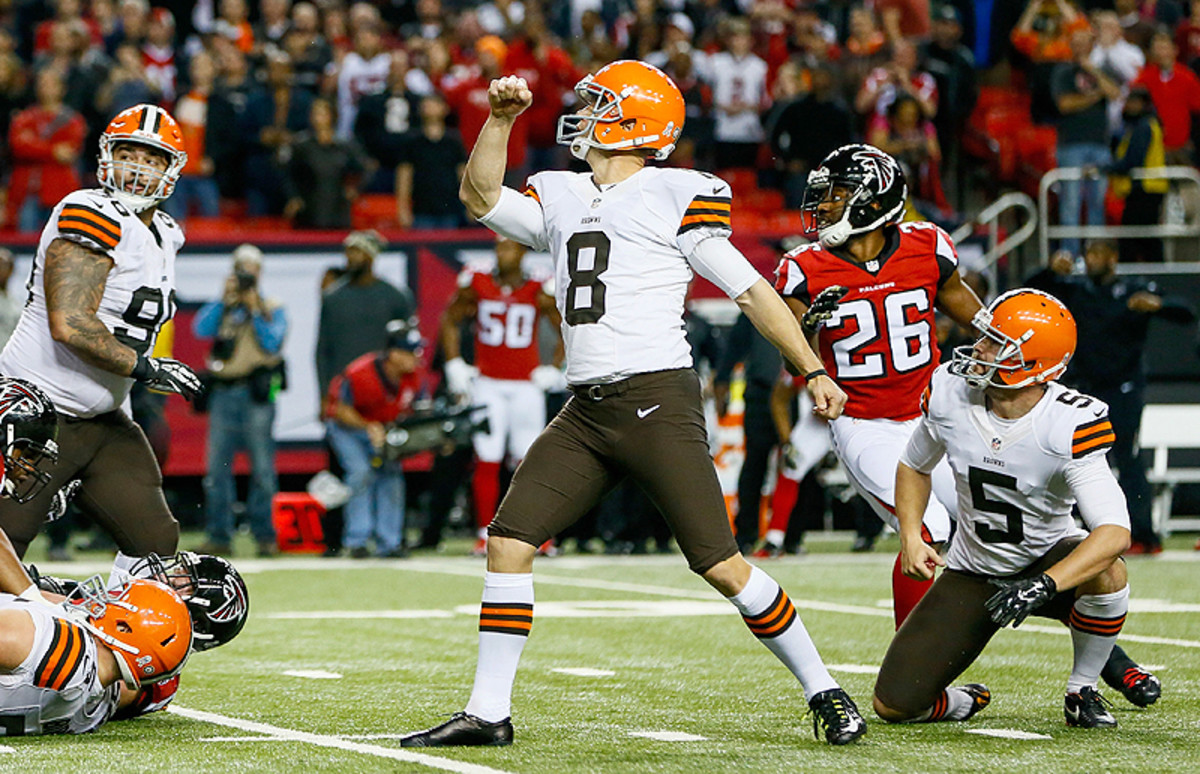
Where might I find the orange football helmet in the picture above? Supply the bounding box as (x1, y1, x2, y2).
(66, 576, 193, 689)
(98, 104, 187, 212)
(949, 289, 1076, 390)
(556, 60, 685, 161)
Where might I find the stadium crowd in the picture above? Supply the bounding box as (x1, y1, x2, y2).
(2, 0, 1200, 237)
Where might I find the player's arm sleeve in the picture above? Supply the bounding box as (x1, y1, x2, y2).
(476, 186, 550, 252)
(685, 236, 762, 299)
(899, 416, 946, 474)
(675, 187, 733, 256)
(773, 254, 810, 305)
(1065, 454, 1131, 531)
(54, 194, 123, 259)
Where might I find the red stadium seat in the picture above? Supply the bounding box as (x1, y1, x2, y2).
(352, 193, 398, 230)
(740, 188, 785, 213)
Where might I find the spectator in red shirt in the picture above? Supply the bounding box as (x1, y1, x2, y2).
(33, 0, 103, 56)
(1133, 30, 1200, 163)
(855, 38, 938, 121)
(6, 67, 86, 232)
(443, 35, 529, 183)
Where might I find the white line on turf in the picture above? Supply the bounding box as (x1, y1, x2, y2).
(552, 667, 615, 677)
(169, 705, 517, 774)
(965, 729, 1052, 740)
(282, 669, 342, 679)
(628, 731, 708, 742)
(268, 610, 454, 620)
(0, 745, 13, 753)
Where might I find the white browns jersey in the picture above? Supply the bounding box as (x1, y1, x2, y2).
(902, 364, 1129, 576)
(485, 167, 751, 385)
(0, 189, 182, 418)
(0, 596, 119, 736)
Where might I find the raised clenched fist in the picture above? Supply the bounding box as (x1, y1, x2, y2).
(487, 75, 533, 120)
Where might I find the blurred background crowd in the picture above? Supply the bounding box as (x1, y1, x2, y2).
(3, 0, 1200, 239)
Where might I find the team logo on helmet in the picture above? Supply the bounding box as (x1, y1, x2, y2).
(210, 576, 248, 623)
(851, 147, 897, 195)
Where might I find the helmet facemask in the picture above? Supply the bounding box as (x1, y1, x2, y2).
(98, 137, 185, 213)
(130, 551, 248, 651)
(800, 144, 907, 247)
(2, 428, 58, 503)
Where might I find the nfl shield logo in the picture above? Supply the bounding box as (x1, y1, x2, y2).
(990, 437, 1002, 452)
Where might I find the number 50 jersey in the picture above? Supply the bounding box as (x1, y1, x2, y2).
(0, 189, 183, 418)
(775, 222, 958, 420)
(516, 168, 741, 385)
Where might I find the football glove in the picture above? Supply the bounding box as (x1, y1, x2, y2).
(801, 285, 849, 335)
(443, 357, 479, 398)
(47, 479, 82, 522)
(985, 573, 1057, 628)
(530, 364, 567, 392)
(132, 356, 204, 401)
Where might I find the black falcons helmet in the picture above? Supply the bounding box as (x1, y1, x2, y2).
(800, 143, 908, 247)
(0, 378, 59, 503)
(131, 552, 249, 651)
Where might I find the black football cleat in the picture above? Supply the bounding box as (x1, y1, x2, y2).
(400, 712, 514, 747)
(959, 683, 992, 721)
(808, 688, 867, 745)
(1064, 686, 1117, 729)
(1104, 665, 1161, 708)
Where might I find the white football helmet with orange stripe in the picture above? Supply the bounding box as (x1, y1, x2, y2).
(64, 576, 192, 689)
(98, 104, 187, 213)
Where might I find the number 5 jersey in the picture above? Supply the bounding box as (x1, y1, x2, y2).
(0, 189, 183, 418)
(902, 363, 1130, 576)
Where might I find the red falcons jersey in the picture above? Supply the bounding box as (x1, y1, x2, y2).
(466, 270, 550, 381)
(775, 222, 958, 420)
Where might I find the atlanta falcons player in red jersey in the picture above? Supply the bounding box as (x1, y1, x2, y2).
(776, 143, 1161, 708)
(441, 236, 563, 555)
(776, 143, 985, 628)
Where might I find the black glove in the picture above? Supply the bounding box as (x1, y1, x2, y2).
(131, 355, 204, 401)
(801, 285, 849, 334)
(25, 564, 78, 597)
(985, 573, 1057, 628)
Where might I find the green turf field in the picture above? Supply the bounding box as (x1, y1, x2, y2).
(10, 533, 1200, 773)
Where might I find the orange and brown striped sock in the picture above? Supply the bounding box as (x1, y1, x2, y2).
(465, 572, 534, 723)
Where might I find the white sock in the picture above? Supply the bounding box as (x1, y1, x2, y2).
(108, 552, 142, 589)
(915, 687, 976, 722)
(1067, 586, 1129, 694)
(729, 566, 838, 700)
(464, 572, 534, 722)
(764, 529, 785, 548)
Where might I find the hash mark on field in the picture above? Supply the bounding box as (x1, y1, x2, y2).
(170, 705, 517, 774)
(0, 746, 13, 753)
(552, 667, 615, 677)
(966, 729, 1052, 740)
(827, 664, 880, 674)
(629, 731, 708, 742)
(282, 669, 343, 679)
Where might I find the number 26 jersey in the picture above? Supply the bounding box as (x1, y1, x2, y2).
(0, 189, 183, 418)
(516, 167, 740, 385)
(775, 222, 958, 420)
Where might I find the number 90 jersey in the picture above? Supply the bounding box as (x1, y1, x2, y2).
(775, 222, 958, 420)
(904, 364, 1128, 576)
(0, 189, 182, 418)
(518, 168, 737, 385)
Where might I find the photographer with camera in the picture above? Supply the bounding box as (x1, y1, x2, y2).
(193, 244, 289, 557)
(324, 319, 427, 559)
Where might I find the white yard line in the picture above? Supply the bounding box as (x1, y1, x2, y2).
(168, 705, 517, 774)
(965, 729, 1052, 740)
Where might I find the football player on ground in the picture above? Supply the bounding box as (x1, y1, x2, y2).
(874, 290, 1134, 728)
(0, 104, 203, 575)
(775, 143, 986, 628)
(402, 60, 867, 748)
(440, 235, 564, 556)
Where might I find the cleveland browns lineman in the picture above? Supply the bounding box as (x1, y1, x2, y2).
(0, 104, 202, 568)
(776, 143, 985, 628)
(402, 60, 867, 748)
(440, 235, 563, 556)
(875, 290, 1134, 729)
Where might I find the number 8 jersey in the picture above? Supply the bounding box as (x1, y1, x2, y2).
(775, 222, 958, 420)
(0, 188, 183, 418)
(484, 167, 750, 385)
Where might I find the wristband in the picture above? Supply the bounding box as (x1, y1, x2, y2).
(803, 368, 828, 382)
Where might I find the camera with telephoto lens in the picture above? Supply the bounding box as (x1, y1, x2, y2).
(235, 270, 256, 291)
